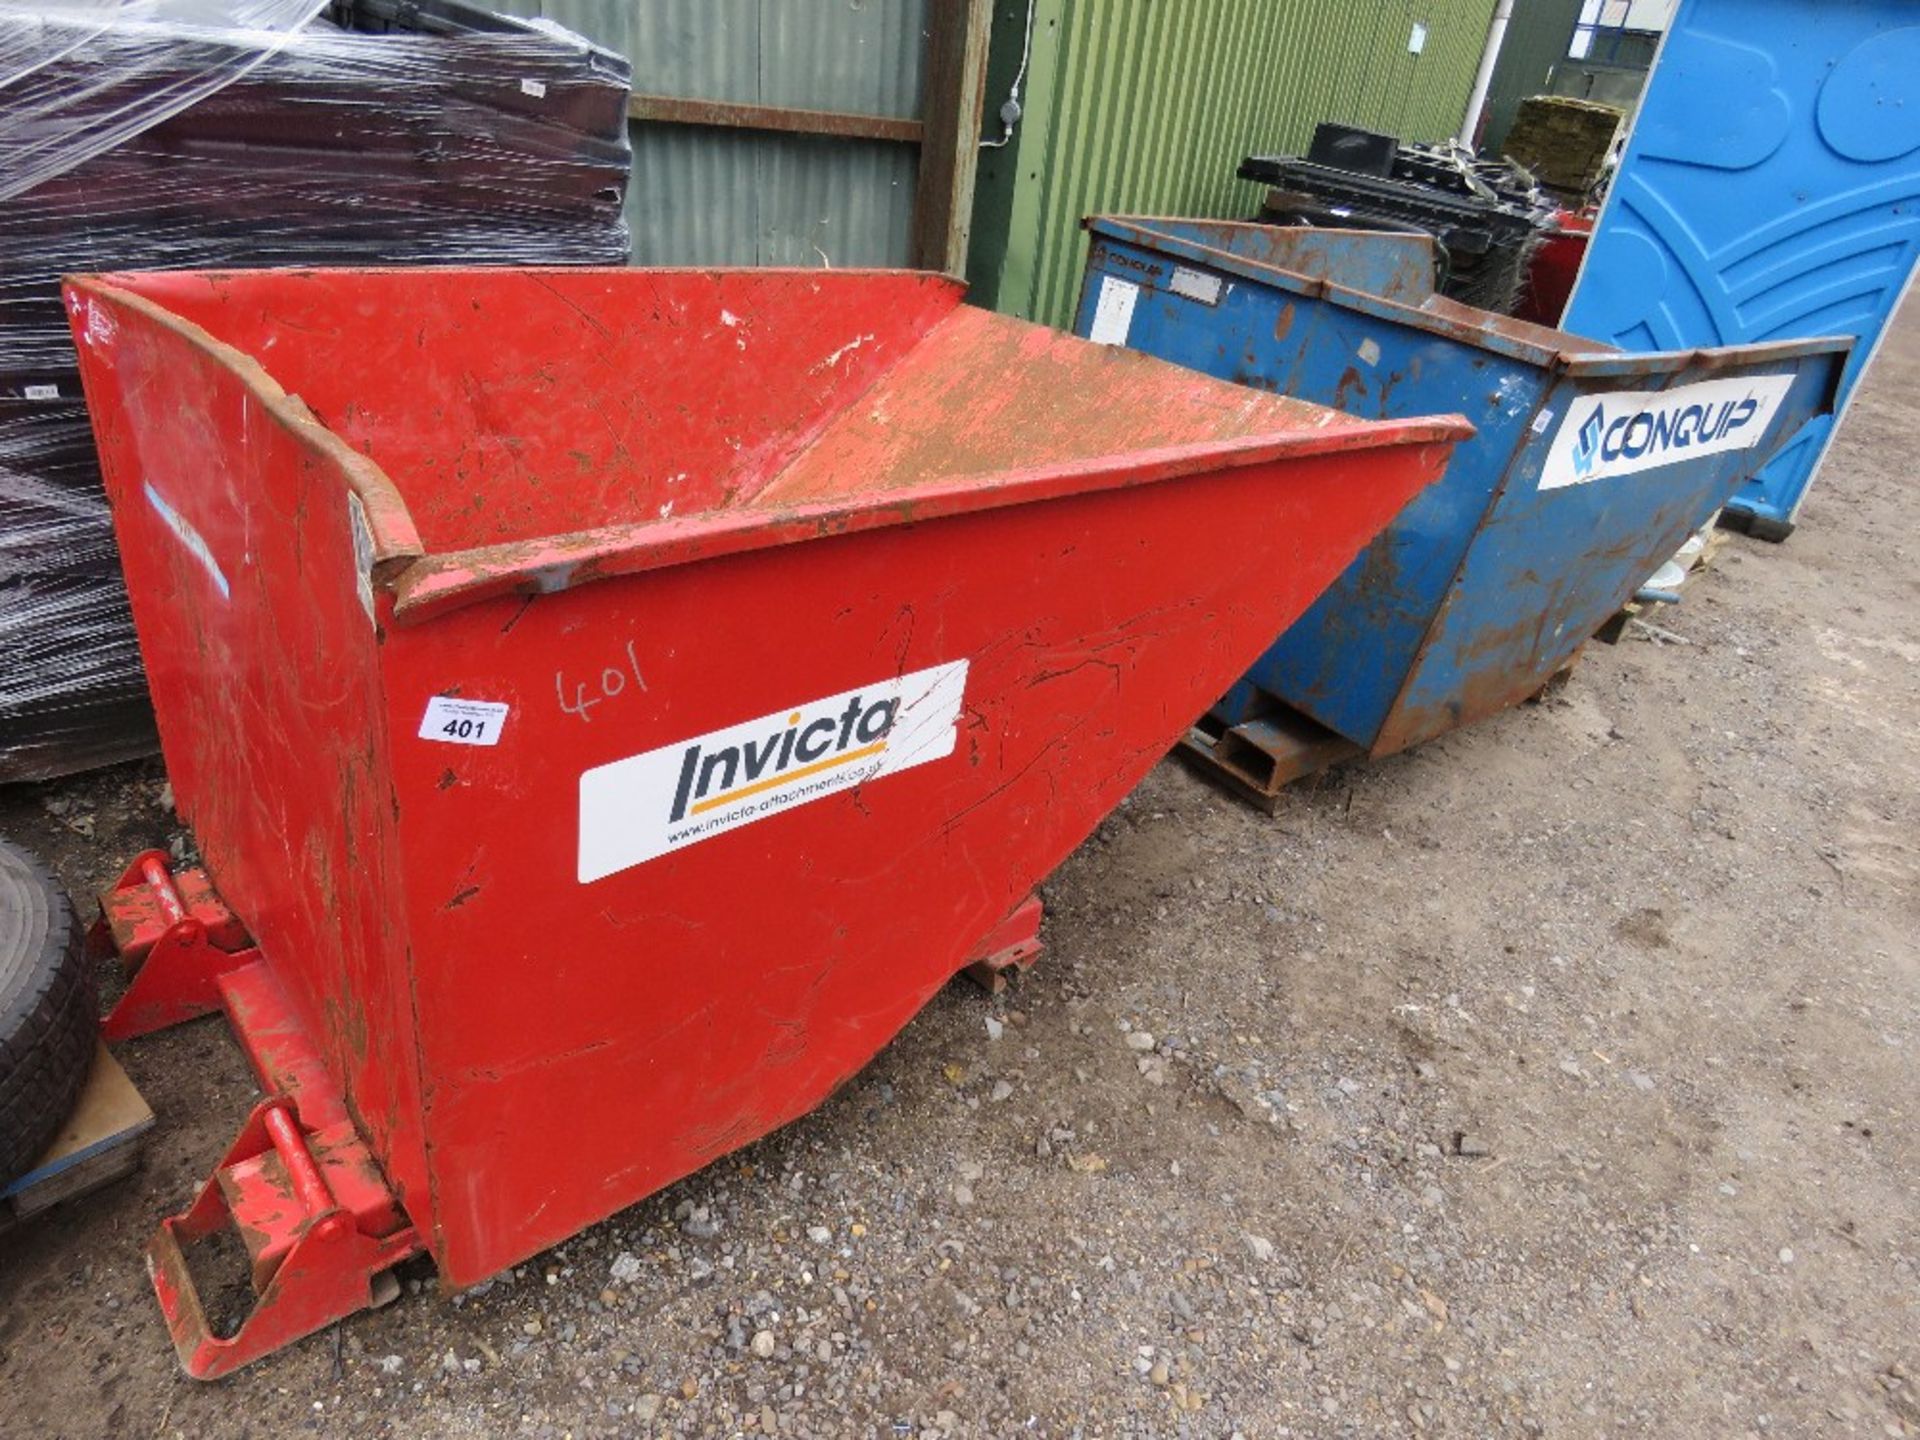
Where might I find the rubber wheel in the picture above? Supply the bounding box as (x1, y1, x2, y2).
(0, 838, 97, 1187)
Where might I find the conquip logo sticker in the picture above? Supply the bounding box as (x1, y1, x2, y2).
(1539, 374, 1794, 491)
(577, 660, 968, 882)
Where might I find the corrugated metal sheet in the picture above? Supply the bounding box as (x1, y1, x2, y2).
(491, 0, 927, 265)
(969, 0, 1501, 327)
(627, 126, 917, 266)
(1479, 0, 1585, 152)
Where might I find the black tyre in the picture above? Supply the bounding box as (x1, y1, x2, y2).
(0, 838, 97, 1187)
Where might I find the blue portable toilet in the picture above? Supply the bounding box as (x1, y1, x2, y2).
(1075, 217, 1850, 806)
(1565, 0, 1920, 539)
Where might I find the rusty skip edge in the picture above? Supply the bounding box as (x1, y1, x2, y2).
(65, 274, 1474, 627)
(1084, 217, 1855, 382)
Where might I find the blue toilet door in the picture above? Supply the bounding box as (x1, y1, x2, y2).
(1565, 0, 1920, 533)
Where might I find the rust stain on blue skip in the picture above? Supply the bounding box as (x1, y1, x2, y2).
(1074, 215, 1852, 775)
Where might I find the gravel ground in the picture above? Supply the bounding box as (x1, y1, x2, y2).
(2, 307, 1916, 1439)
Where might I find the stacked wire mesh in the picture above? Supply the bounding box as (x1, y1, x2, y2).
(0, 0, 631, 780)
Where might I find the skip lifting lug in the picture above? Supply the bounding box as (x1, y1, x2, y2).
(92, 854, 424, 1378)
(961, 894, 1045, 994)
(147, 1097, 422, 1379)
(90, 849, 259, 1042)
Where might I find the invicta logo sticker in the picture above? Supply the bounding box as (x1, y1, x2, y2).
(577, 660, 968, 882)
(1539, 373, 1794, 492)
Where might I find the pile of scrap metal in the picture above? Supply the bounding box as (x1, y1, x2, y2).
(1241, 122, 1556, 314)
(0, 0, 631, 783)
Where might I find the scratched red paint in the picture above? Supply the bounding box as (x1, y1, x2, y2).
(68, 267, 1469, 1373)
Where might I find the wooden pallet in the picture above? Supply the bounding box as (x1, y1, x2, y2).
(0, 1042, 154, 1232)
(1598, 521, 1733, 643)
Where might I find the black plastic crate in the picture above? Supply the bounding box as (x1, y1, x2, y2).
(1306, 123, 1398, 178)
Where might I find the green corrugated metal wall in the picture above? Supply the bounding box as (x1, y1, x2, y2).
(968, 0, 1501, 327)
(1478, 0, 1585, 154)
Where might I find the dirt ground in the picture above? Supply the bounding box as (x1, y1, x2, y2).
(2, 306, 1916, 1439)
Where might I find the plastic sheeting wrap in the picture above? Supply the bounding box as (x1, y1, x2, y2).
(0, 0, 631, 781)
(0, 0, 331, 205)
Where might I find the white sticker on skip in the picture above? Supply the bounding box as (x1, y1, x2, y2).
(1169, 267, 1223, 305)
(1539, 374, 1794, 491)
(23, 383, 58, 400)
(578, 660, 968, 883)
(1088, 275, 1139, 346)
(520, 78, 547, 98)
(420, 696, 510, 746)
(347, 491, 376, 623)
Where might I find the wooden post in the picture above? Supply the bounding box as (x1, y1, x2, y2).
(911, 0, 994, 276)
